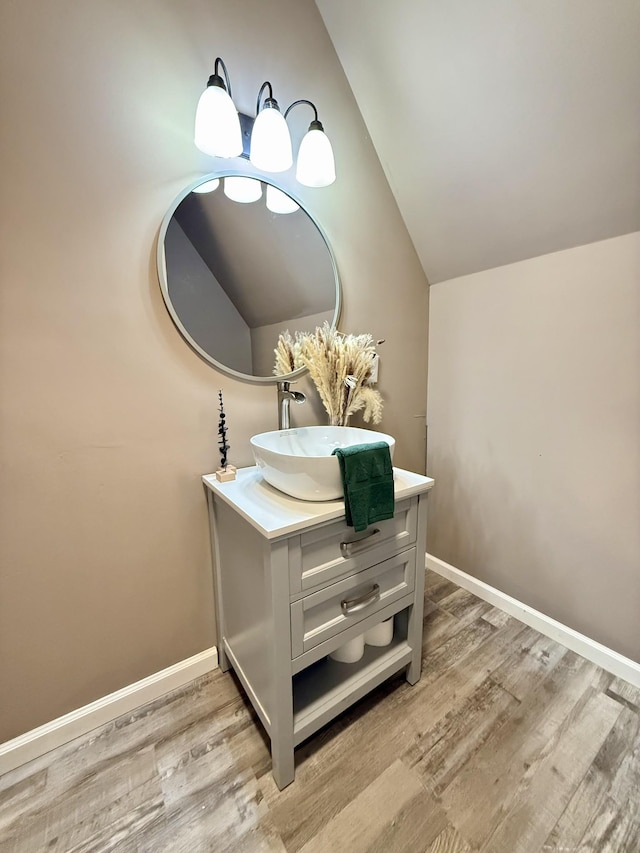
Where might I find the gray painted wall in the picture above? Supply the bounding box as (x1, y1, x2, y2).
(427, 233, 640, 661)
(165, 219, 253, 374)
(0, 0, 428, 741)
(317, 0, 640, 283)
(320, 0, 640, 663)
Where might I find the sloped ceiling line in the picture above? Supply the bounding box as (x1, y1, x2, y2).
(316, 0, 640, 282)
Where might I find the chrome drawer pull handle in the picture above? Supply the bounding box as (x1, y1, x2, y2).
(340, 583, 380, 614)
(340, 528, 381, 558)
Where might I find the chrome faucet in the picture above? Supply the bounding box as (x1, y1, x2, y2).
(277, 381, 306, 430)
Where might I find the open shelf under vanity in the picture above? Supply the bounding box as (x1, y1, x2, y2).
(293, 622, 411, 745)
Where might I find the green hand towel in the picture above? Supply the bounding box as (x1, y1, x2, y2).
(332, 441, 394, 533)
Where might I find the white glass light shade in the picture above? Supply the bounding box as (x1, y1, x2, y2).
(194, 85, 242, 158)
(266, 185, 299, 214)
(250, 107, 293, 173)
(296, 128, 336, 187)
(223, 176, 262, 203)
(192, 178, 220, 194)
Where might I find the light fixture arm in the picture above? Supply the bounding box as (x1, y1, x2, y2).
(195, 56, 242, 157)
(256, 81, 278, 113)
(284, 99, 324, 132)
(208, 56, 233, 97)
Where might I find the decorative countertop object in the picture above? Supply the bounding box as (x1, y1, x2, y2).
(215, 389, 236, 482)
(274, 323, 383, 426)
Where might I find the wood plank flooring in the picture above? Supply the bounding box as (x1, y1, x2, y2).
(1, 571, 638, 852)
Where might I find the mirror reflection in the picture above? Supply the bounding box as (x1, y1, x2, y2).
(158, 172, 340, 382)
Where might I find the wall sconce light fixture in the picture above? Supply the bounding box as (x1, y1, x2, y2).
(286, 100, 336, 188)
(194, 57, 336, 188)
(194, 58, 243, 158)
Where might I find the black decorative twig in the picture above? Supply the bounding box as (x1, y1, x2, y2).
(217, 390, 230, 470)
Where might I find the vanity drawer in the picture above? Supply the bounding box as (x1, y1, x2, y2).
(288, 497, 418, 594)
(290, 548, 416, 658)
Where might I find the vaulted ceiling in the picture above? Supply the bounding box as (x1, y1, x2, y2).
(316, 0, 640, 283)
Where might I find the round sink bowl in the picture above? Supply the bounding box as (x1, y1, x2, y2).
(250, 425, 395, 501)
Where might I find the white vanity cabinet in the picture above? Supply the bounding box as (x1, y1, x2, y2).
(203, 466, 434, 789)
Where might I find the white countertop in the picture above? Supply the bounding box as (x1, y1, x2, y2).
(203, 466, 434, 540)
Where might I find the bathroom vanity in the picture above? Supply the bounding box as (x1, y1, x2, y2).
(203, 466, 434, 789)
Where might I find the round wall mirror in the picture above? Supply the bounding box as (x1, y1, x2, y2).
(157, 170, 341, 382)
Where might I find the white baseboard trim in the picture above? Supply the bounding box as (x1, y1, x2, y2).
(426, 554, 640, 688)
(0, 647, 218, 777)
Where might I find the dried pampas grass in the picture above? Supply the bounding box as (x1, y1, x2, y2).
(274, 323, 383, 426)
(273, 330, 300, 377)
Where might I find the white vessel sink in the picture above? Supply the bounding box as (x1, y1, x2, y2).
(250, 425, 395, 501)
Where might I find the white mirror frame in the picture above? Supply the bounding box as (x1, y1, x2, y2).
(157, 169, 341, 384)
